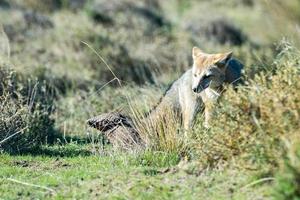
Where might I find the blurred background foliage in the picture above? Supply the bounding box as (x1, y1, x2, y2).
(0, 0, 300, 198)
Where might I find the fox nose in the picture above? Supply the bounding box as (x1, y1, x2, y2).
(193, 88, 197, 93)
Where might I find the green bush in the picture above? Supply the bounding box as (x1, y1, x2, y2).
(193, 41, 300, 168)
(274, 139, 300, 200)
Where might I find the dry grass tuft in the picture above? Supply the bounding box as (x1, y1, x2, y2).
(130, 103, 188, 155)
(0, 63, 55, 153)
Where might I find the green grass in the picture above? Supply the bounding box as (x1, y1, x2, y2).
(0, 144, 273, 200)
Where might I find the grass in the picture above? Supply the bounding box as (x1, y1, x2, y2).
(0, 145, 274, 200)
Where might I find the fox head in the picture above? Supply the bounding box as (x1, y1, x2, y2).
(191, 47, 232, 94)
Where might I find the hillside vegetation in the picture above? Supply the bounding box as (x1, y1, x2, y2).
(0, 0, 300, 199)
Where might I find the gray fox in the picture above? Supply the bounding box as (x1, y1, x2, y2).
(148, 47, 243, 129)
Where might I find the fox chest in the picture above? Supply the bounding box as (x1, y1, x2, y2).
(200, 88, 220, 103)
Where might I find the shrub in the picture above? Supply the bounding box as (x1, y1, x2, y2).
(0, 63, 55, 153)
(193, 41, 300, 168)
(273, 138, 300, 200)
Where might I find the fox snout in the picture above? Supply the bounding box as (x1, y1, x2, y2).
(192, 76, 211, 93)
(192, 84, 204, 93)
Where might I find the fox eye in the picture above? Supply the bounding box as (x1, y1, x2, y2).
(193, 74, 197, 77)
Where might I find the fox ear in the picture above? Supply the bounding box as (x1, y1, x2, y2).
(215, 51, 233, 68)
(192, 47, 203, 59)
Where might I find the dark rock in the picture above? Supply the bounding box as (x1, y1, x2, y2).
(187, 18, 247, 46)
(3, 25, 17, 41)
(68, 0, 87, 10)
(87, 112, 133, 132)
(91, 12, 114, 25)
(205, 19, 246, 45)
(241, 0, 254, 7)
(89, 1, 169, 28)
(0, 0, 10, 9)
(131, 6, 167, 27)
(3, 11, 54, 41)
(87, 112, 144, 150)
(23, 11, 54, 29)
(144, 0, 161, 10)
(89, 1, 122, 24)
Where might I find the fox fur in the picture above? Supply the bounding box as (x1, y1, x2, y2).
(148, 47, 243, 129)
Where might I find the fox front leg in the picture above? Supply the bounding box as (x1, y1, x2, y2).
(182, 110, 195, 138)
(183, 111, 193, 131)
(179, 85, 202, 133)
(182, 99, 201, 131)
